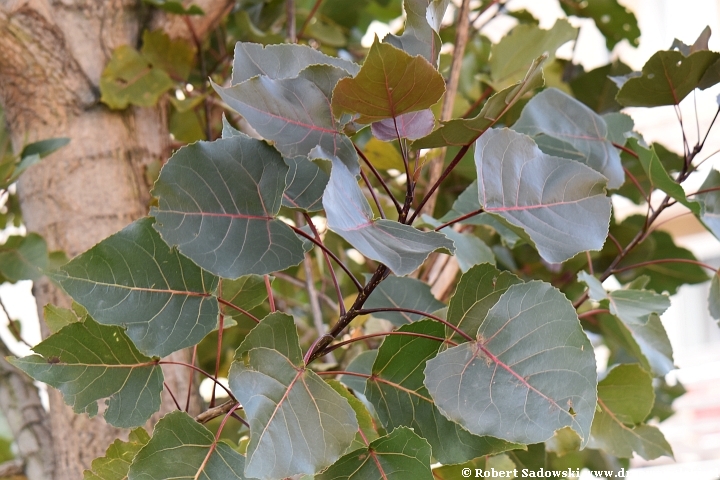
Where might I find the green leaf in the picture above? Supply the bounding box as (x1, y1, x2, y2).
(634, 138, 699, 213)
(332, 40, 445, 124)
(152, 135, 307, 278)
(231, 42, 359, 85)
(213, 73, 359, 173)
(316, 427, 433, 480)
(327, 379, 379, 451)
(589, 364, 673, 460)
(220, 275, 268, 321)
(475, 129, 611, 264)
(695, 168, 720, 240)
(20, 137, 70, 160)
(489, 19, 576, 89)
(323, 158, 454, 276)
(52, 217, 219, 357)
(128, 411, 249, 479)
(0, 233, 48, 281)
(10, 317, 163, 428)
(100, 45, 174, 109)
(425, 282, 597, 446)
(413, 55, 545, 149)
(578, 271, 671, 326)
(421, 216, 495, 272)
(710, 272, 720, 322)
(603, 112, 635, 146)
(569, 61, 632, 114)
(446, 263, 522, 339)
(512, 88, 625, 189)
(340, 350, 378, 394)
(142, 0, 204, 15)
(431, 453, 519, 480)
(142, 30, 196, 81)
(367, 320, 519, 464)
(385, 0, 447, 66)
(283, 156, 329, 212)
(440, 182, 522, 247)
(84, 428, 151, 480)
(364, 275, 445, 325)
(362, 138, 405, 170)
(560, 0, 640, 49)
(43, 304, 81, 334)
(616, 49, 720, 107)
(371, 110, 435, 141)
(228, 314, 358, 479)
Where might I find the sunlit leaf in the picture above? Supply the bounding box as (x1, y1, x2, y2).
(152, 135, 307, 278)
(53, 218, 219, 357)
(425, 282, 597, 446)
(323, 158, 454, 276)
(475, 129, 611, 264)
(371, 110, 435, 141)
(128, 411, 249, 479)
(332, 40, 445, 124)
(100, 46, 173, 109)
(489, 19, 576, 89)
(231, 42, 359, 85)
(214, 73, 359, 172)
(446, 263, 522, 339)
(413, 56, 545, 149)
(589, 364, 673, 460)
(316, 427, 433, 480)
(513, 88, 625, 189)
(84, 428, 150, 480)
(142, 30, 196, 81)
(43, 304, 81, 334)
(367, 320, 518, 464)
(228, 314, 358, 479)
(10, 317, 163, 428)
(364, 275, 444, 325)
(362, 138, 405, 170)
(615, 49, 720, 106)
(560, 0, 639, 49)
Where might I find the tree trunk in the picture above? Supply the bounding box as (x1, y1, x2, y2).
(0, 0, 228, 477)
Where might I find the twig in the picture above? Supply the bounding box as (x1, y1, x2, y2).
(217, 298, 260, 323)
(433, 208, 484, 231)
(185, 345, 197, 411)
(182, 17, 212, 141)
(265, 275, 276, 312)
(354, 143, 402, 213)
(159, 361, 236, 399)
(0, 296, 30, 347)
(195, 399, 238, 424)
(164, 381, 183, 411)
(298, 0, 324, 39)
(286, 0, 296, 43)
(210, 314, 224, 408)
(303, 213, 345, 316)
(360, 167, 386, 219)
(291, 225, 363, 291)
(611, 258, 717, 274)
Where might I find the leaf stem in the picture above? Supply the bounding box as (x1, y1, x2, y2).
(265, 275, 276, 312)
(360, 167, 386, 219)
(159, 361, 236, 399)
(185, 345, 198, 411)
(611, 258, 717, 274)
(0, 296, 30, 348)
(354, 143, 402, 213)
(612, 142, 638, 158)
(433, 208, 484, 231)
(297, 0, 323, 39)
(291, 225, 363, 291)
(323, 330, 458, 355)
(195, 399, 238, 424)
(303, 213, 345, 316)
(577, 309, 610, 319)
(210, 314, 224, 408)
(461, 86, 494, 118)
(164, 381, 183, 411)
(216, 298, 260, 323)
(687, 185, 720, 197)
(356, 307, 473, 342)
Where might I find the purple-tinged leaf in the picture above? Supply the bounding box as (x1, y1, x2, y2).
(331, 40, 445, 125)
(152, 135, 307, 279)
(513, 88, 625, 189)
(213, 73, 359, 173)
(231, 42, 359, 85)
(323, 157, 454, 276)
(475, 129, 611, 264)
(424, 282, 597, 446)
(371, 109, 435, 141)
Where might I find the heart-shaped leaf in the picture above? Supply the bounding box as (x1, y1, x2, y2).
(413, 56, 545, 149)
(213, 72, 359, 173)
(364, 275, 444, 325)
(152, 135, 307, 279)
(366, 320, 519, 464)
(228, 313, 358, 479)
(371, 109, 435, 141)
(316, 427, 434, 480)
(332, 40, 445, 124)
(53, 217, 218, 357)
(84, 428, 150, 480)
(589, 365, 673, 460)
(231, 42, 359, 85)
(323, 158, 454, 276)
(11, 317, 163, 428)
(616, 49, 720, 106)
(425, 282, 597, 446)
(475, 129, 611, 264)
(512, 88, 625, 189)
(128, 411, 249, 479)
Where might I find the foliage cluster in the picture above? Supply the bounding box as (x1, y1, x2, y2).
(4, 1, 720, 479)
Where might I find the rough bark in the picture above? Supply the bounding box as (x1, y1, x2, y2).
(0, 0, 227, 477)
